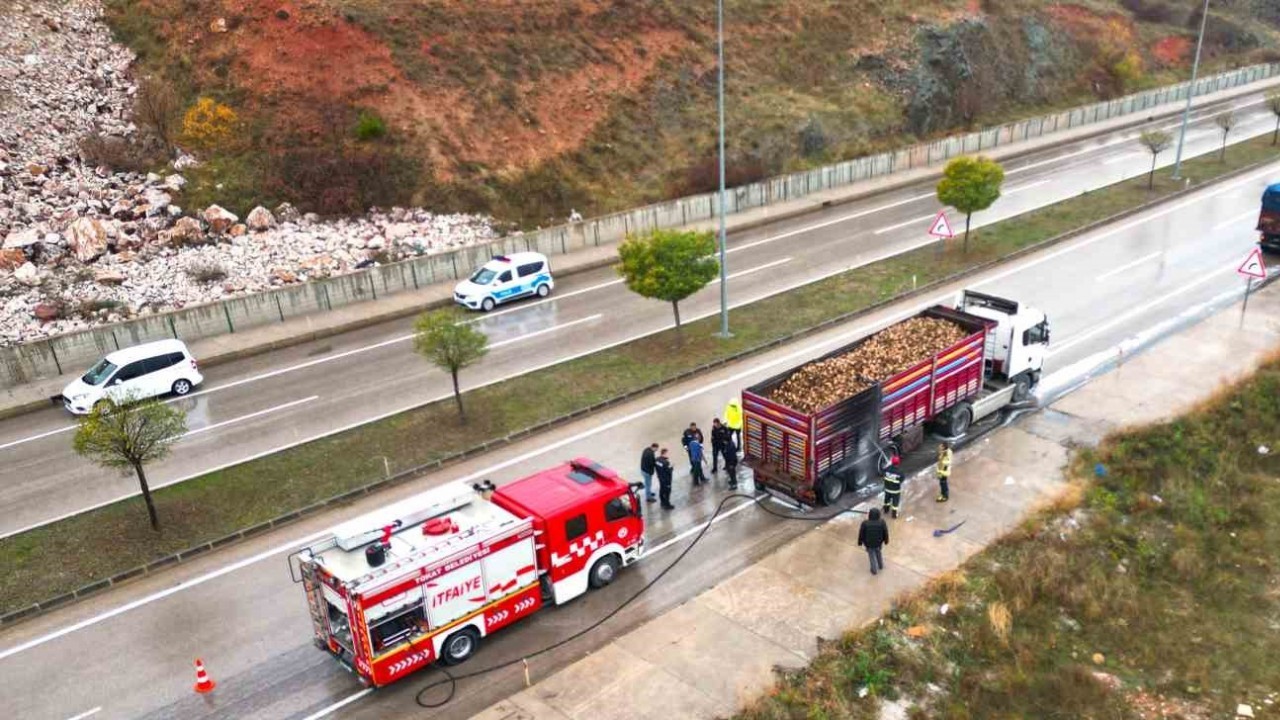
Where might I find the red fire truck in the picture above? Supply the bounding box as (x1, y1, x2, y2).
(289, 458, 644, 687)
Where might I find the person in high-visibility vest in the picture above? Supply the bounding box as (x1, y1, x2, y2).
(882, 454, 903, 519)
(724, 399, 743, 452)
(936, 442, 953, 502)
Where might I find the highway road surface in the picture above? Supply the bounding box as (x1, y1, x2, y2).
(0, 147, 1275, 719)
(2, 91, 1279, 538)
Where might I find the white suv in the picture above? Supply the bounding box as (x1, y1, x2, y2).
(453, 252, 554, 312)
(62, 339, 204, 414)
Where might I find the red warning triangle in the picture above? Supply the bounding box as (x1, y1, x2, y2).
(1237, 247, 1268, 279)
(928, 211, 955, 238)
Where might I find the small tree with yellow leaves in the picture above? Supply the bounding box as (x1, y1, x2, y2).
(182, 97, 238, 152)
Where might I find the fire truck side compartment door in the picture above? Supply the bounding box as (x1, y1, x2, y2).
(425, 561, 486, 629)
(483, 536, 538, 600)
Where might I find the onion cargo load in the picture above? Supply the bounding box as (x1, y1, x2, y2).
(740, 292, 1052, 506)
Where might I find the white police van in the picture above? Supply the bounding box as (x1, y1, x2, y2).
(453, 252, 554, 312)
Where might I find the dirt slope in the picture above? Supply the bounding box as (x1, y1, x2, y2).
(105, 0, 1280, 225)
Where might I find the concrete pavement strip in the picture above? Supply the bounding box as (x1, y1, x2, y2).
(469, 281, 1280, 719)
(2, 76, 1275, 421)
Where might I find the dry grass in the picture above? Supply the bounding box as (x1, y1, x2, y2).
(737, 353, 1280, 720)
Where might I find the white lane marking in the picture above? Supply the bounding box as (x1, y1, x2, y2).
(298, 689, 375, 720)
(727, 191, 940, 254)
(63, 708, 102, 720)
(180, 396, 320, 439)
(712, 257, 792, 283)
(1103, 152, 1142, 166)
(1005, 179, 1051, 194)
(0, 423, 76, 452)
(4, 157, 1276, 659)
(642, 496, 761, 558)
(1096, 251, 1162, 282)
(874, 212, 942, 236)
(1212, 209, 1258, 230)
(1049, 267, 1232, 356)
(488, 314, 603, 350)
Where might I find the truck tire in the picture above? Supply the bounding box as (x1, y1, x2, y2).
(946, 403, 973, 437)
(439, 627, 480, 666)
(1013, 373, 1033, 402)
(588, 554, 620, 589)
(817, 474, 845, 506)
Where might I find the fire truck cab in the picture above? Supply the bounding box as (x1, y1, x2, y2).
(291, 458, 643, 687)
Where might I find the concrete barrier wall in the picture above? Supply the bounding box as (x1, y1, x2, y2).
(3, 62, 1276, 388)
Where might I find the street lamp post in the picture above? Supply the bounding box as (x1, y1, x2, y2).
(715, 0, 731, 338)
(1171, 0, 1211, 180)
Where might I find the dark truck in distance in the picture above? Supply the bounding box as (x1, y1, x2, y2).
(741, 291, 1050, 506)
(1258, 183, 1280, 254)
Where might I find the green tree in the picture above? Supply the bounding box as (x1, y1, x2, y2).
(616, 229, 719, 331)
(936, 156, 1005, 251)
(1137, 129, 1172, 190)
(1215, 111, 1236, 162)
(1267, 92, 1280, 145)
(414, 309, 489, 423)
(72, 395, 188, 531)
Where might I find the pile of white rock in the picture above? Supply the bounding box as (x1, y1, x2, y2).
(0, 0, 502, 346)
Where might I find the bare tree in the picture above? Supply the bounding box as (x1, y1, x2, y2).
(1137, 130, 1172, 190)
(1267, 92, 1280, 145)
(1214, 111, 1236, 162)
(133, 76, 180, 155)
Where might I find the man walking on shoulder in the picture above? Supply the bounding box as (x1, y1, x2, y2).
(857, 508, 889, 575)
(655, 448, 675, 509)
(639, 443, 658, 503)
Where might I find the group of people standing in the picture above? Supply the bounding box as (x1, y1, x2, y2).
(859, 441, 954, 576)
(639, 401, 743, 510)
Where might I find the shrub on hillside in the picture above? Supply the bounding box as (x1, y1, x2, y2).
(266, 146, 421, 216)
(78, 132, 165, 173)
(1121, 0, 1184, 25)
(182, 97, 239, 151)
(354, 110, 387, 141)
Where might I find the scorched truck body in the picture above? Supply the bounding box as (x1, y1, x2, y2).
(741, 291, 1050, 506)
(290, 458, 644, 687)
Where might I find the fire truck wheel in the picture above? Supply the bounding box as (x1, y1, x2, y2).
(588, 554, 621, 589)
(817, 474, 845, 506)
(440, 627, 480, 666)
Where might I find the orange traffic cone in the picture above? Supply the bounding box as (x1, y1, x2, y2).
(193, 658, 217, 694)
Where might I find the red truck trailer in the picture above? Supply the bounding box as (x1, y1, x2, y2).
(290, 459, 644, 687)
(742, 292, 1049, 506)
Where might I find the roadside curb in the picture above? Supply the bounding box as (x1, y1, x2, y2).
(2, 80, 1273, 423)
(2, 138, 1276, 630)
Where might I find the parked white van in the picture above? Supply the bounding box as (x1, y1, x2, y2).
(61, 339, 204, 414)
(453, 252, 554, 312)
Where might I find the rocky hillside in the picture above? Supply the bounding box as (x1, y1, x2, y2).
(104, 0, 1280, 226)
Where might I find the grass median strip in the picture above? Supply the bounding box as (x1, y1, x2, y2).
(2, 138, 1279, 616)
(737, 354, 1280, 720)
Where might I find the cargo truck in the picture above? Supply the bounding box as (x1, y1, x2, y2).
(289, 458, 644, 687)
(1257, 183, 1280, 254)
(741, 291, 1050, 506)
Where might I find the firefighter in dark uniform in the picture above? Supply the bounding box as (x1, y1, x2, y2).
(882, 453, 903, 519)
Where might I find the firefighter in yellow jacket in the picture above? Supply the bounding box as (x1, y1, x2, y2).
(724, 399, 743, 452)
(935, 442, 953, 502)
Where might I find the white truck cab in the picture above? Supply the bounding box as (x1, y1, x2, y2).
(956, 290, 1050, 392)
(453, 252, 554, 312)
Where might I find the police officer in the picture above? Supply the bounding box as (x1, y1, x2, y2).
(655, 448, 675, 510)
(882, 454, 903, 519)
(936, 442, 953, 502)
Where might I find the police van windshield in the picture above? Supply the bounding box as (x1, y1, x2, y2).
(470, 268, 498, 285)
(81, 358, 118, 386)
